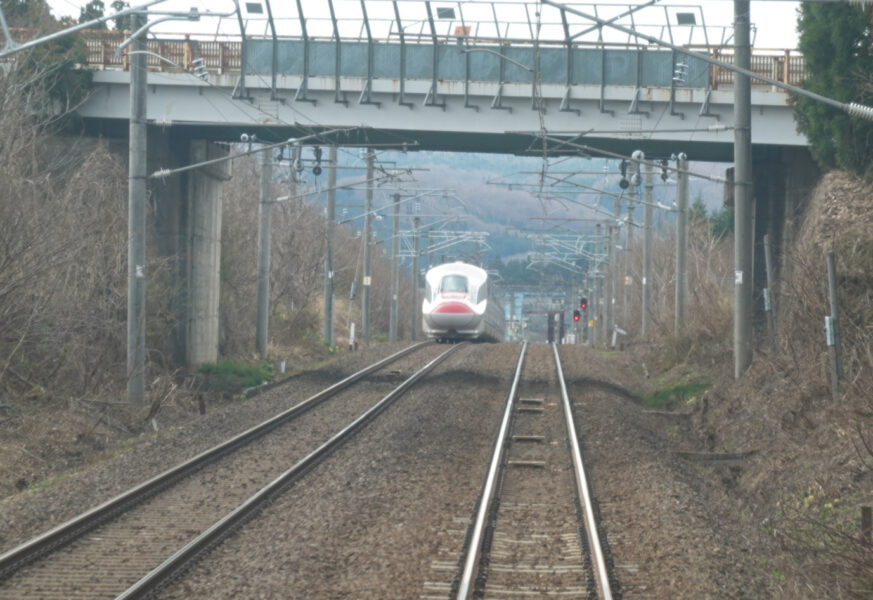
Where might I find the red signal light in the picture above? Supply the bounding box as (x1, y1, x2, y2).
(573, 310, 581, 322)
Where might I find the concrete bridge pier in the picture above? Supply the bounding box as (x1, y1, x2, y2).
(150, 130, 230, 367)
(781, 147, 820, 250)
(751, 147, 818, 324)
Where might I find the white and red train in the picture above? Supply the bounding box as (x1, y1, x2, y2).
(421, 262, 504, 342)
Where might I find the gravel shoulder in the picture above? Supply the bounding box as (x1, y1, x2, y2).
(0, 343, 417, 552)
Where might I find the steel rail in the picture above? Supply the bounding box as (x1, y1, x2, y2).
(455, 342, 527, 600)
(116, 342, 465, 599)
(0, 341, 430, 581)
(552, 343, 612, 600)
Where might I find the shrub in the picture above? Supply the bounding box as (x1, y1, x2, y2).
(198, 360, 273, 395)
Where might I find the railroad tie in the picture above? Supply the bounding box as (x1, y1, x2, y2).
(507, 460, 546, 468)
(518, 397, 545, 413)
(512, 435, 546, 443)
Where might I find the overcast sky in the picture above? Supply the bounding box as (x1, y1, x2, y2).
(45, 0, 801, 49)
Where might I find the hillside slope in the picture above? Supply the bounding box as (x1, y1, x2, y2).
(691, 171, 873, 597)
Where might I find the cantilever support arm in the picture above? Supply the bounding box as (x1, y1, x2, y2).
(264, 0, 278, 99)
(0, 0, 167, 57)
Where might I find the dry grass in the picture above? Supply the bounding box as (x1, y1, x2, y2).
(613, 171, 873, 597)
(762, 172, 873, 597)
(619, 216, 734, 371)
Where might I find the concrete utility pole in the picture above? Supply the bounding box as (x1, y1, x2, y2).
(362, 150, 374, 344)
(763, 233, 776, 352)
(256, 146, 273, 358)
(389, 193, 400, 342)
(585, 277, 593, 345)
(411, 215, 420, 340)
(642, 162, 653, 335)
(323, 145, 337, 347)
(127, 11, 147, 405)
(734, 0, 754, 378)
(675, 152, 689, 335)
(605, 224, 614, 339)
(612, 187, 622, 330)
(595, 223, 602, 346)
(625, 179, 635, 326)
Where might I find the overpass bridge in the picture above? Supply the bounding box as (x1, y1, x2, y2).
(76, 5, 807, 161)
(42, 0, 819, 373)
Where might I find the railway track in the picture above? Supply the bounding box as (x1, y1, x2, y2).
(452, 342, 618, 600)
(0, 341, 460, 600)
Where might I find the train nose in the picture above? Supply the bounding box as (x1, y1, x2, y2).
(433, 301, 474, 315)
(430, 301, 475, 328)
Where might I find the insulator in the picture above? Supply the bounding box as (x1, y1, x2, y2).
(847, 102, 873, 122)
(191, 57, 208, 80)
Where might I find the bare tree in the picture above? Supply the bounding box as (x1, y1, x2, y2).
(0, 63, 157, 397)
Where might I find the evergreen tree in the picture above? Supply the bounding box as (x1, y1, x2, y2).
(1, 0, 53, 29)
(110, 1, 131, 31)
(689, 195, 708, 224)
(78, 0, 106, 28)
(0, 0, 91, 126)
(794, 3, 873, 177)
(709, 206, 734, 239)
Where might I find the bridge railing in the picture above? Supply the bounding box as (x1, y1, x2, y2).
(7, 27, 808, 88)
(707, 47, 806, 91)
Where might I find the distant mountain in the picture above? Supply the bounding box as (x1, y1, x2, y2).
(295, 149, 729, 264)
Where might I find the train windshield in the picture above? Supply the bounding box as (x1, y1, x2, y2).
(440, 274, 468, 294)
